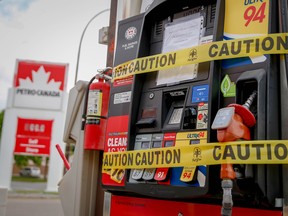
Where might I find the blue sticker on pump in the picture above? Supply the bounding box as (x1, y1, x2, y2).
(192, 85, 209, 103)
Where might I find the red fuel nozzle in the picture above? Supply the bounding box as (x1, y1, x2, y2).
(215, 91, 257, 179)
(228, 91, 257, 127)
(217, 91, 257, 142)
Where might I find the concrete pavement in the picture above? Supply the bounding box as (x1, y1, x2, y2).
(5, 181, 64, 216)
(11, 181, 46, 191)
(6, 197, 64, 216)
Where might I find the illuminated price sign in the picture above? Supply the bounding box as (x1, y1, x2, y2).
(16, 118, 53, 137)
(14, 118, 53, 156)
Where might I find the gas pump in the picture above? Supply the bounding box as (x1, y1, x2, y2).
(101, 0, 286, 215)
(124, 0, 219, 199)
(103, 0, 220, 199)
(209, 0, 282, 209)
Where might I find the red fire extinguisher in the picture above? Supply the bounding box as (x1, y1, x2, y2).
(83, 67, 111, 150)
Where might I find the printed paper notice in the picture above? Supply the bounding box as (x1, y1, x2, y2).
(157, 14, 203, 86)
(114, 91, 131, 104)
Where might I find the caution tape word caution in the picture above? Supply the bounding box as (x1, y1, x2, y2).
(112, 33, 288, 81)
(102, 140, 288, 170)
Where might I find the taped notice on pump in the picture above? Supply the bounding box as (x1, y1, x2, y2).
(102, 140, 288, 170)
(157, 13, 203, 85)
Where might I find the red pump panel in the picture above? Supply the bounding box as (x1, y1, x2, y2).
(102, 115, 129, 186)
(110, 195, 282, 216)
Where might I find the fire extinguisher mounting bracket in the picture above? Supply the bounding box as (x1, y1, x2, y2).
(96, 67, 112, 81)
(86, 114, 107, 119)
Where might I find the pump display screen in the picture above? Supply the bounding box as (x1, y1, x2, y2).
(153, 141, 162, 148)
(141, 141, 150, 149)
(168, 108, 183, 124)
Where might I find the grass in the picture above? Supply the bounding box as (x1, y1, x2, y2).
(11, 190, 59, 195)
(12, 176, 47, 183)
(10, 176, 59, 196)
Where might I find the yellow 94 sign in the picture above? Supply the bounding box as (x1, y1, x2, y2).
(224, 0, 269, 35)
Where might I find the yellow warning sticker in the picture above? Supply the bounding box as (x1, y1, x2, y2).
(112, 33, 288, 81)
(102, 140, 288, 170)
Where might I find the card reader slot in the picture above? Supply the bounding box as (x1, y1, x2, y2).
(163, 89, 187, 131)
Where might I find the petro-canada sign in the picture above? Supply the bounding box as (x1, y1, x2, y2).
(13, 60, 68, 110)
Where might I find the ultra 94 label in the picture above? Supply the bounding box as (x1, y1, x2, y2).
(244, 2, 266, 27)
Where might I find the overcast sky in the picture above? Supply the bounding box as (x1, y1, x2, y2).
(0, 0, 111, 110)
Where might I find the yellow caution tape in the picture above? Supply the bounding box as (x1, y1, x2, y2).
(112, 33, 288, 81)
(102, 140, 288, 170)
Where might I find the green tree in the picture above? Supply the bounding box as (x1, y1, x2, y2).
(14, 155, 29, 168)
(14, 155, 42, 168)
(29, 156, 42, 166)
